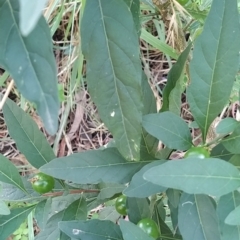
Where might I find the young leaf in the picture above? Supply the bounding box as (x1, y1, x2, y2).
(143, 111, 192, 150)
(222, 128, 240, 154)
(178, 193, 220, 240)
(40, 148, 148, 184)
(0, 0, 59, 135)
(161, 43, 192, 113)
(123, 160, 167, 198)
(216, 118, 239, 135)
(127, 197, 150, 224)
(81, 0, 143, 161)
(19, 0, 48, 36)
(217, 191, 240, 239)
(58, 219, 123, 240)
(0, 205, 35, 239)
(186, 0, 240, 141)
(0, 154, 27, 194)
(119, 219, 154, 240)
(143, 158, 240, 197)
(3, 97, 56, 168)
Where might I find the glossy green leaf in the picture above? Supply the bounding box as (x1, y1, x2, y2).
(123, 0, 140, 35)
(143, 111, 192, 150)
(127, 197, 150, 224)
(140, 72, 158, 159)
(97, 182, 125, 200)
(40, 148, 148, 184)
(186, 0, 240, 141)
(58, 219, 123, 240)
(222, 128, 240, 154)
(178, 193, 220, 240)
(161, 43, 192, 113)
(0, 205, 35, 239)
(217, 191, 240, 239)
(144, 158, 240, 197)
(216, 118, 239, 135)
(35, 198, 52, 230)
(0, 200, 10, 215)
(19, 0, 48, 36)
(0, 0, 59, 135)
(225, 204, 240, 226)
(3, 97, 56, 168)
(0, 154, 26, 194)
(119, 219, 154, 240)
(81, 0, 143, 161)
(123, 161, 167, 198)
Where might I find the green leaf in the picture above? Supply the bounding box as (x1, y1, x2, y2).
(140, 28, 179, 59)
(168, 75, 187, 116)
(35, 211, 64, 240)
(35, 198, 52, 230)
(0, 200, 10, 215)
(0, 0, 59, 135)
(222, 128, 240, 154)
(97, 183, 125, 200)
(0, 205, 35, 239)
(40, 148, 148, 184)
(0, 154, 26, 194)
(143, 112, 192, 150)
(60, 197, 88, 240)
(0, 177, 42, 202)
(161, 43, 192, 113)
(81, 0, 143, 161)
(217, 191, 240, 239)
(127, 197, 150, 224)
(166, 189, 181, 209)
(178, 193, 220, 240)
(225, 204, 240, 226)
(19, 0, 48, 36)
(58, 219, 123, 240)
(210, 143, 233, 161)
(123, 161, 167, 198)
(140, 72, 158, 159)
(99, 206, 120, 222)
(3, 97, 56, 168)
(119, 219, 154, 240)
(152, 202, 177, 238)
(186, 0, 240, 141)
(123, 0, 140, 36)
(144, 158, 240, 197)
(216, 118, 240, 135)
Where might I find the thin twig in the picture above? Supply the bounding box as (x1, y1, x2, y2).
(0, 79, 14, 110)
